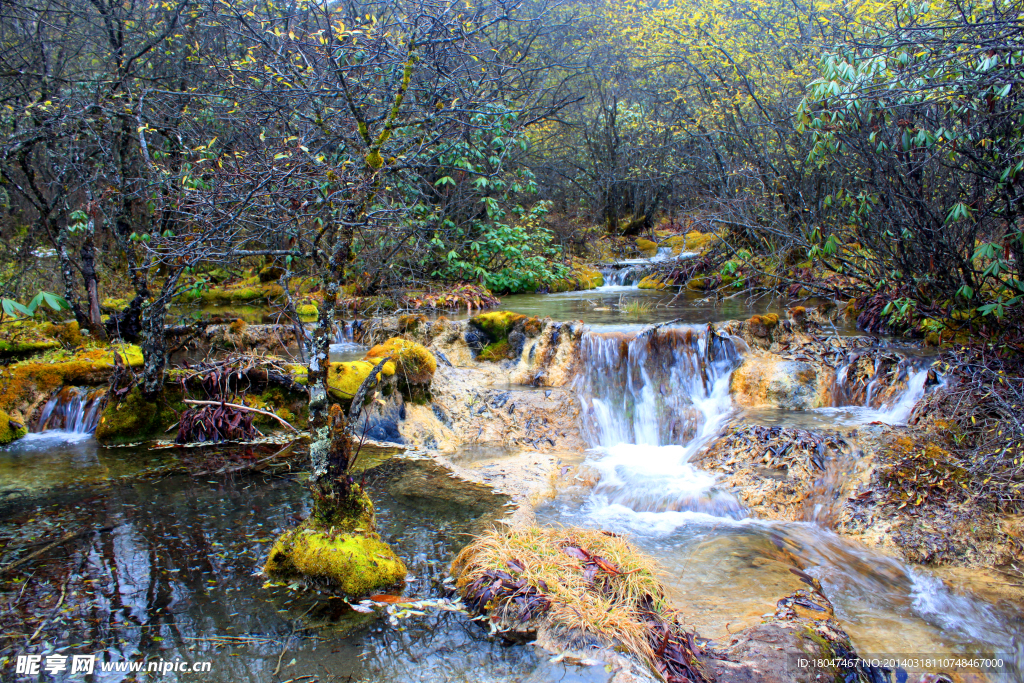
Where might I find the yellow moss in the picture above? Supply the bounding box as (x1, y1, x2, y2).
(660, 235, 687, 255)
(471, 311, 527, 342)
(363, 338, 436, 386)
(635, 238, 658, 257)
(549, 264, 604, 293)
(686, 276, 708, 291)
(264, 523, 407, 596)
(296, 303, 319, 320)
(229, 318, 247, 334)
(0, 410, 26, 444)
(0, 344, 143, 413)
(323, 360, 394, 400)
(637, 274, 666, 290)
(683, 231, 715, 252)
(789, 306, 807, 319)
(100, 297, 128, 313)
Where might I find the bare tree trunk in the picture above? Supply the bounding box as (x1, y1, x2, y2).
(140, 270, 181, 400)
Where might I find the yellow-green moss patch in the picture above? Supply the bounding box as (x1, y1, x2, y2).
(635, 238, 658, 257)
(322, 360, 394, 400)
(470, 311, 527, 342)
(296, 303, 319, 321)
(549, 264, 604, 293)
(264, 521, 407, 596)
(0, 410, 27, 444)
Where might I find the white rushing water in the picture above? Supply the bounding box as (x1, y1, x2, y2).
(31, 386, 107, 437)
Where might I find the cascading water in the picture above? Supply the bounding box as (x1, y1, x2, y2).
(572, 325, 745, 516)
(598, 247, 696, 289)
(327, 319, 366, 359)
(824, 354, 937, 425)
(32, 386, 107, 436)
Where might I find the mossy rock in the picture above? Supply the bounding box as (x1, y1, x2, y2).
(470, 311, 527, 342)
(660, 235, 687, 255)
(686, 276, 709, 291)
(635, 238, 658, 257)
(397, 314, 428, 335)
(296, 303, 318, 321)
(264, 485, 403, 598)
(363, 338, 436, 386)
(478, 340, 511, 362)
(0, 344, 144, 413)
(683, 231, 715, 252)
(637, 274, 666, 290)
(0, 410, 27, 445)
(746, 313, 781, 339)
(94, 386, 184, 445)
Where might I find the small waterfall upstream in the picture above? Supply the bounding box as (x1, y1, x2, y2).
(556, 323, 1019, 670)
(32, 386, 107, 436)
(598, 247, 694, 289)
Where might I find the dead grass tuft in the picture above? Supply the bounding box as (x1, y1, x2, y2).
(452, 526, 713, 682)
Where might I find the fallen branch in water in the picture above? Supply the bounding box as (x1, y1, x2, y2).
(183, 399, 298, 432)
(1, 525, 119, 575)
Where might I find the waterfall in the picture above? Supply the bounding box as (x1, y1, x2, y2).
(32, 386, 107, 435)
(825, 353, 937, 425)
(598, 247, 696, 290)
(572, 325, 744, 516)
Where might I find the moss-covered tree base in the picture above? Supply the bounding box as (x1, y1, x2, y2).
(263, 492, 406, 597)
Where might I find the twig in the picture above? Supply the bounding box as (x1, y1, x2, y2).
(27, 576, 68, 643)
(183, 400, 298, 432)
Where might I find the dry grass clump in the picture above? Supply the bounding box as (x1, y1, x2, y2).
(452, 526, 713, 683)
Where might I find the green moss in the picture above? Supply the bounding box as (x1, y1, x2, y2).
(635, 238, 658, 257)
(686, 276, 708, 291)
(94, 385, 184, 444)
(264, 522, 407, 596)
(478, 340, 511, 362)
(0, 338, 59, 357)
(363, 338, 437, 386)
(0, 344, 144, 413)
(101, 297, 129, 313)
(0, 410, 26, 445)
(470, 311, 527, 342)
(178, 283, 284, 305)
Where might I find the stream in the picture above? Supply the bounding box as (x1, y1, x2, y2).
(1, 280, 1021, 682)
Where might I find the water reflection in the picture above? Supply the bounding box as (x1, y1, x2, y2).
(0, 453, 609, 683)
